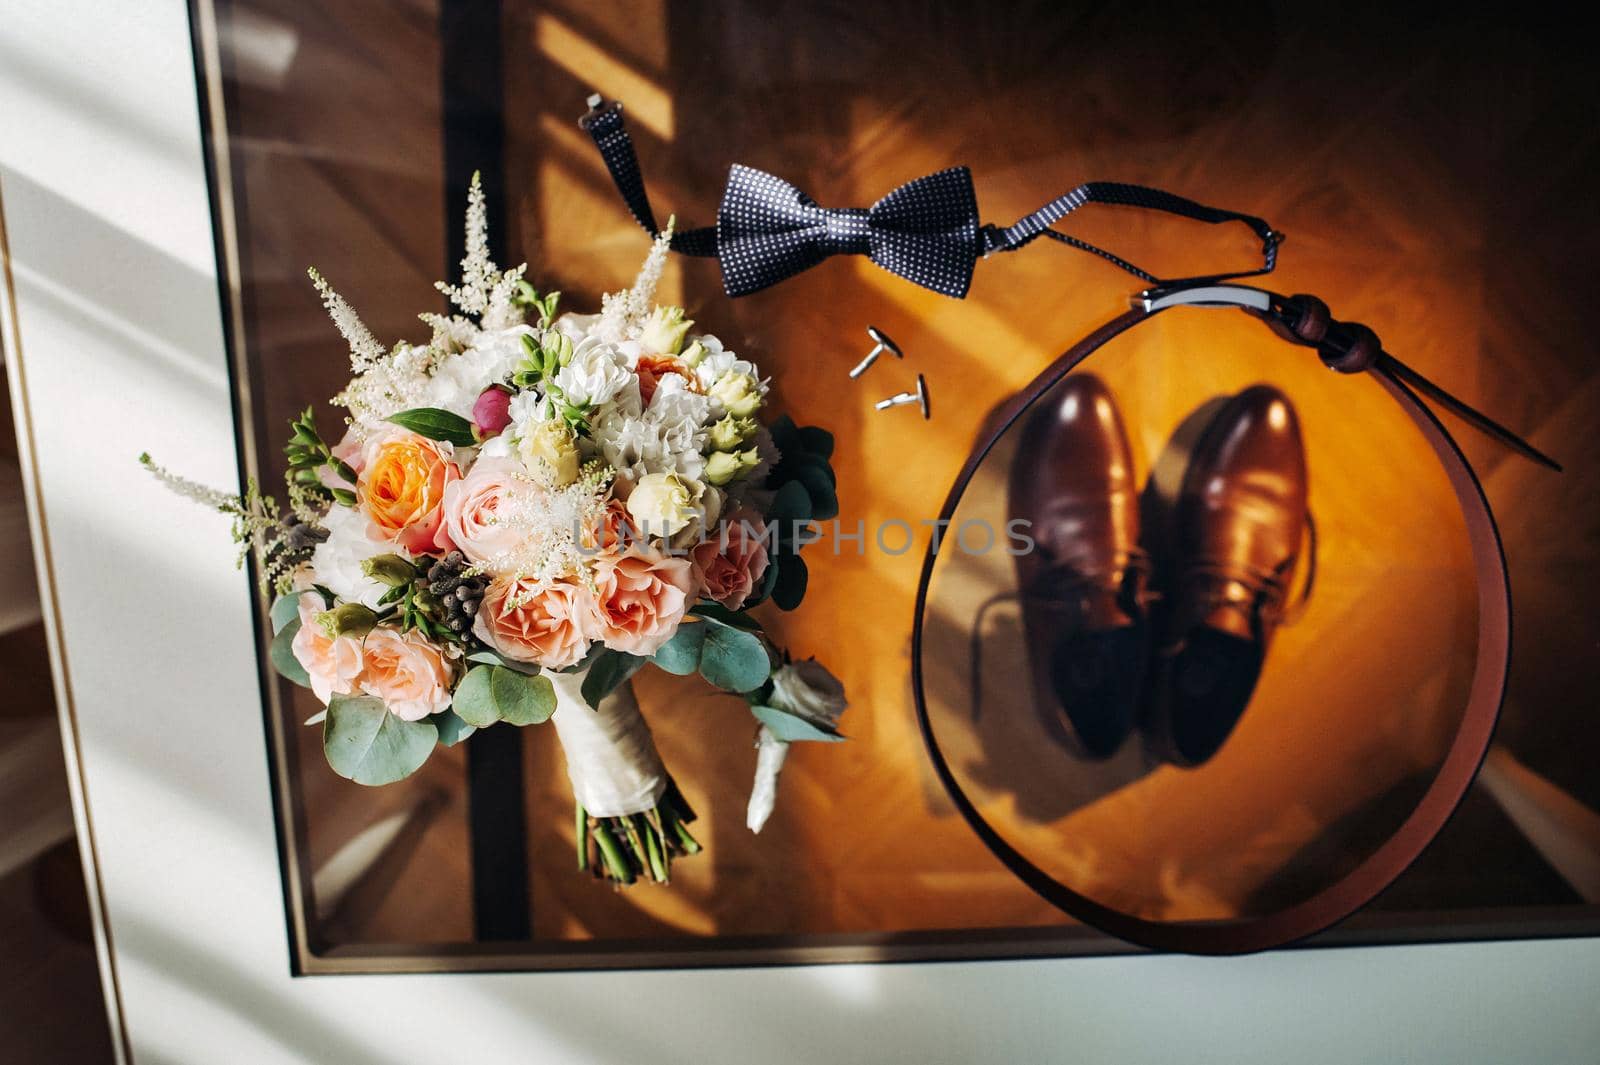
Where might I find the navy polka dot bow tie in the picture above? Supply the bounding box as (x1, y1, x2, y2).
(580, 97, 1282, 299)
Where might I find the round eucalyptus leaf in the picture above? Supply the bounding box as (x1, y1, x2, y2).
(699, 624, 771, 693)
(323, 695, 437, 786)
(651, 624, 707, 676)
(431, 708, 477, 746)
(453, 664, 556, 727)
(796, 425, 834, 459)
(269, 618, 311, 688)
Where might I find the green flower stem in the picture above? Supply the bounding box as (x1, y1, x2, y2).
(619, 815, 650, 879)
(638, 813, 668, 883)
(576, 803, 590, 873)
(590, 820, 633, 885)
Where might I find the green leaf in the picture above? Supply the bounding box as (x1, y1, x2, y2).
(386, 407, 477, 447)
(304, 709, 327, 726)
(791, 463, 839, 521)
(796, 425, 834, 459)
(270, 592, 306, 634)
(752, 704, 845, 743)
(453, 664, 557, 727)
(581, 649, 646, 706)
(270, 618, 311, 687)
(767, 413, 799, 454)
(769, 480, 812, 525)
(690, 603, 762, 632)
(466, 649, 543, 676)
(431, 708, 477, 746)
(698, 624, 771, 693)
(773, 553, 809, 611)
(786, 449, 837, 487)
(651, 625, 706, 676)
(498, 670, 556, 726)
(323, 695, 437, 785)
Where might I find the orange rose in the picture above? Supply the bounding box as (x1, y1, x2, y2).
(357, 428, 461, 554)
(474, 576, 594, 669)
(358, 627, 454, 721)
(589, 549, 694, 656)
(635, 353, 697, 407)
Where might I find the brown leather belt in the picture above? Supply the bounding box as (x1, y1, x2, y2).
(909, 285, 1532, 954)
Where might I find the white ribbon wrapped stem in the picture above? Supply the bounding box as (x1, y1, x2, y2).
(547, 667, 667, 818)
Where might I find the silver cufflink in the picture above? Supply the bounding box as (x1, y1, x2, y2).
(849, 326, 904, 379)
(874, 373, 931, 419)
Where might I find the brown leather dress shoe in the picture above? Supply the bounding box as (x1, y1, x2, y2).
(1149, 384, 1308, 767)
(1009, 374, 1150, 759)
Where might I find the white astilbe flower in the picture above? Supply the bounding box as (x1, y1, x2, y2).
(476, 462, 614, 583)
(597, 217, 675, 342)
(332, 341, 436, 431)
(309, 267, 386, 370)
(436, 172, 528, 331)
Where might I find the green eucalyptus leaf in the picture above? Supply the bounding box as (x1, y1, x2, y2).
(796, 425, 834, 459)
(651, 625, 706, 676)
(304, 708, 327, 727)
(500, 670, 557, 726)
(431, 708, 477, 746)
(772, 553, 809, 611)
(689, 603, 762, 632)
(581, 649, 646, 706)
(752, 704, 845, 743)
(270, 618, 311, 687)
(270, 592, 307, 635)
(452, 664, 554, 727)
(323, 695, 437, 786)
(386, 407, 477, 447)
(466, 649, 543, 676)
(698, 624, 771, 693)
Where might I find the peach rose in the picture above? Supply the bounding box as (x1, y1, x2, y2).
(357, 428, 460, 554)
(691, 511, 770, 610)
(358, 627, 454, 721)
(474, 576, 594, 669)
(441, 457, 533, 570)
(635, 353, 697, 407)
(589, 549, 695, 656)
(290, 597, 364, 704)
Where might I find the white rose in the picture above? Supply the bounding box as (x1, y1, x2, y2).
(625, 471, 696, 537)
(709, 371, 765, 418)
(768, 660, 847, 731)
(553, 336, 634, 408)
(308, 503, 396, 609)
(691, 335, 758, 391)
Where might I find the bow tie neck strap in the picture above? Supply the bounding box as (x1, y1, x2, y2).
(579, 98, 720, 258)
(580, 96, 1279, 297)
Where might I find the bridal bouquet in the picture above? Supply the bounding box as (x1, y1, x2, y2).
(143, 176, 846, 884)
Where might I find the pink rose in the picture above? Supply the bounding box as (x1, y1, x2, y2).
(357, 428, 461, 555)
(691, 511, 770, 610)
(473, 387, 512, 435)
(474, 576, 594, 669)
(290, 597, 364, 704)
(589, 549, 694, 656)
(441, 457, 533, 570)
(358, 627, 454, 721)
